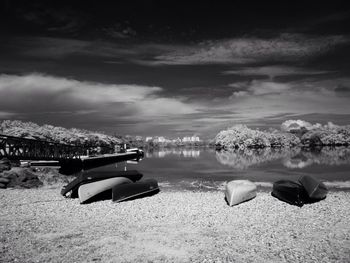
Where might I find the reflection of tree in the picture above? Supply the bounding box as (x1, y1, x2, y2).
(216, 148, 301, 169)
(216, 147, 350, 169)
(297, 147, 350, 167)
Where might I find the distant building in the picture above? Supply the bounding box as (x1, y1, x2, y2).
(153, 136, 168, 143)
(182, 136, 190, 142)
(191, 136, 200, 142)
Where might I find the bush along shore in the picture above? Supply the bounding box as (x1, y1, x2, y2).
(215, 120, 350, 150)
(0, 120, 124, 150)
(0, 120, 212, 150)
(0, 158, 74, 189)
(1, 119, 349, 152)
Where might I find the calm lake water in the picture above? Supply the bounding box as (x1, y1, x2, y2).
(87, 147, 350, 191)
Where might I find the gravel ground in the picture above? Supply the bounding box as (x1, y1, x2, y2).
(0, 188, 349, 263)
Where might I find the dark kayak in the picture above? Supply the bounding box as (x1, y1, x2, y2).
(112, 178, 159, 203)
(61, 170, 143, 197)
(299, 175, 328, 201)
(271, 180, 308, 207)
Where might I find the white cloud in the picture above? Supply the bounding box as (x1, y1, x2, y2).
(0, 73, 161, 104)
(281, 119, 315, 131)
(229, 80, 291, 98)
(137, 98, 199, 116)
(230, 91, 249, 98)
(0, 74, 198, 117)
(224, 78, 350, 120)
(0, 111, 14, 118)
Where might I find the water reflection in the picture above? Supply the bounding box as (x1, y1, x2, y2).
(145, 148, 200, 158)
(287, 147, 350, 167)
(216, 147, 350, 169)
(282, 156, 313, 169)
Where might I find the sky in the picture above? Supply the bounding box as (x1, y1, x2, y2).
(0, 0, 350, 138)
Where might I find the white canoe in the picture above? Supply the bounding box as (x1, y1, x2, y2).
(78, 177, 132, 204)
(225, 180, 257, 206)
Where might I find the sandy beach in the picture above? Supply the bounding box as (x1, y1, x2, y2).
(1, 187, 349, 263)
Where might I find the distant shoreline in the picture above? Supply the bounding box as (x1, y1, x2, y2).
(2, 119, 350, 151)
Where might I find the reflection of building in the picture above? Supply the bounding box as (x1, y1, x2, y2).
(145, 149, 200, 158)
(145, 136, 201, 144)
(182, 136, 200, 142)
(182, 149, 200, 158)
(156, 151, 166, 158)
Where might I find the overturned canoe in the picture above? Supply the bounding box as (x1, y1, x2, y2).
(299, 175, 328, 201)
(225, 180, 257, 206)
(78, 177, 133, 204)
(61, 170, 143, 197)
(271, 180, 307, 207)
(112, 178, 159, 203)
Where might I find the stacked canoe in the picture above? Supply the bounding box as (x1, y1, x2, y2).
(61, 170, 159, 204)
(272, 175, 328, 207)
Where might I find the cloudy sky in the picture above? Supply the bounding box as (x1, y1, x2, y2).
(0, 1, 349, 138)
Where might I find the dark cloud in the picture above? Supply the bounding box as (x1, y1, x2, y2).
(2, 1, 350, 39)
(0, 1, 350, 137)
(334, 84, 350, 95)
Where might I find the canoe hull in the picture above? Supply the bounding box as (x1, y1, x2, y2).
(78, 177, 133, 204)
(299, 175, 328, 200)
(225, 180, 257, 206)
(272, 180, 307, 207)
(112, 179, 159, 203)
(61, 170, 143, 197)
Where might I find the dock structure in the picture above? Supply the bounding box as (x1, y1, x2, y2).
(0, 134, 129, 161)
(0, 134, 144, 173)
(0, 134, 89, 161)
(81, 152, 141, 170)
